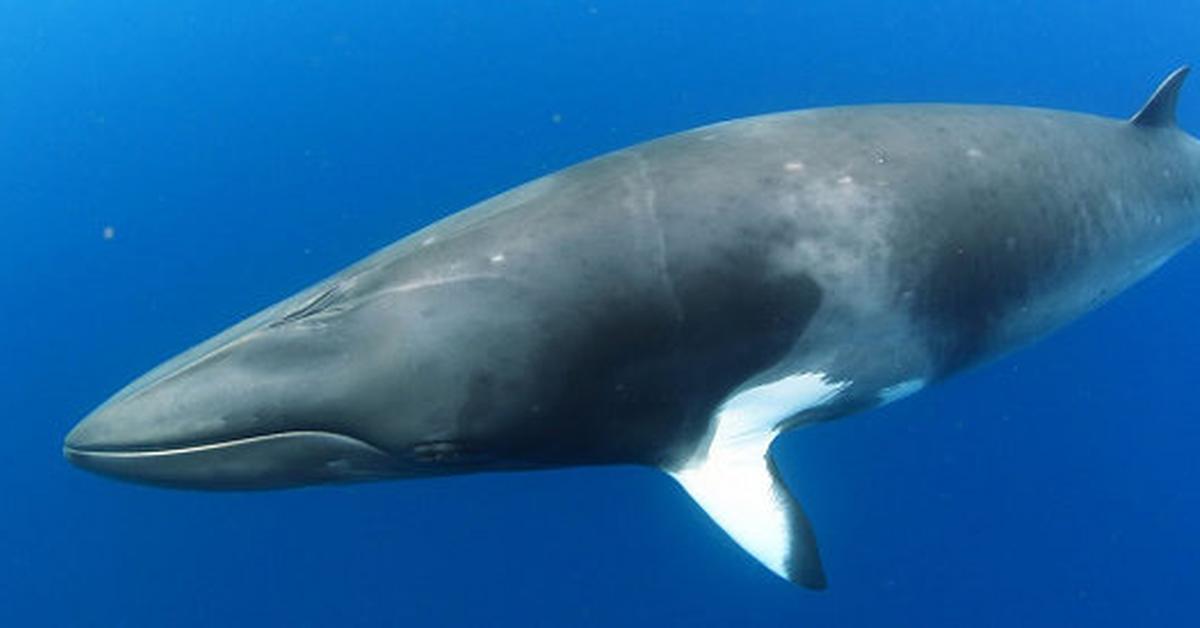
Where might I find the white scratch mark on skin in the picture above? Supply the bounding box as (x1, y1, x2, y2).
(878, 378, 926, 405)
(966, 148, 984, 159)
(421, 236, 437, 247)
(490, 253, 506, 264)
(631, 152, 683, 321)
(784, 161, 806, 172)
(837, 175, 854, 185)
(371, 273, 525, 301)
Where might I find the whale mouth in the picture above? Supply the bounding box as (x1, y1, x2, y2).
(63, 430, 402, 490)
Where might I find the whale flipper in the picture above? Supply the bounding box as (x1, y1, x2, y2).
(1131, 66, 1190, 128)
(667, 372, 847, 588)
(670, 446, 826, 588)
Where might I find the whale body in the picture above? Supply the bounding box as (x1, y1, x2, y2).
(65, 68, 1200, 588)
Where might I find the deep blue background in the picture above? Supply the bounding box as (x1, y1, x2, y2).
(4, 1, 1200, 625)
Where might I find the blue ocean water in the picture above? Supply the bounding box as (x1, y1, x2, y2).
(4, 1, 1200, 625)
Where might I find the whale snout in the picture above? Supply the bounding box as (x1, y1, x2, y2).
(62, 272, 519, 490)
(61, 300, 407, 489)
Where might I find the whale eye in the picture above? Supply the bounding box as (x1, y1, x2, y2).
(272, 285, 341, 327)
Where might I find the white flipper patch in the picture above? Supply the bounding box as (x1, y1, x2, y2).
(668, 373, 847, 588)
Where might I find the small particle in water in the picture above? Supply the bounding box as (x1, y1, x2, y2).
(966, 148, 984, 159)
(551, 112, 563, 124)
(102, 226, 115, 240)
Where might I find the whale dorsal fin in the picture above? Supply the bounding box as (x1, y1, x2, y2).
(1131, 66, 1190, 128)
(667, 372, 848, 589)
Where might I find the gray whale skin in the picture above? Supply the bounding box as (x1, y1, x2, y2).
(65, 68, 1200, 589)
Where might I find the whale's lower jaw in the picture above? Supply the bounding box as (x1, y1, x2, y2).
(63, 430, 401, 490)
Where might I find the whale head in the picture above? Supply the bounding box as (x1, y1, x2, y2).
(63, 266, 558, 489)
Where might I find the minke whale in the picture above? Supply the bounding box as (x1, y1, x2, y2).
(65, 68, 1200, 589)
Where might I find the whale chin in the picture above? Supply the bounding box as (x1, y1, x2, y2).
(63, 430, 401, 490)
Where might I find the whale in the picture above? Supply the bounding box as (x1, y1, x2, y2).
(64, 68, 1200, 589)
